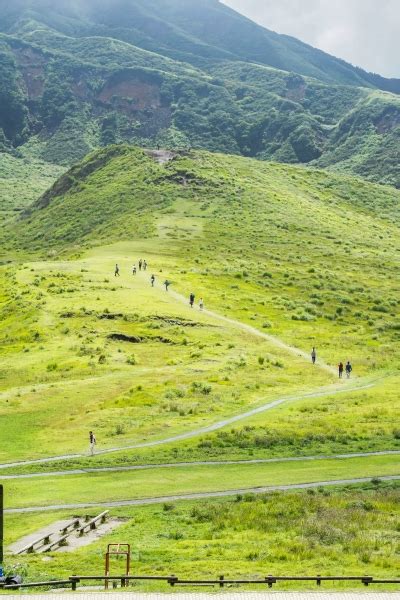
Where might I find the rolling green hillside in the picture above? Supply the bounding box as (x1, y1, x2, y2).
(1, 147, 399, 461)
(1, 147, 399, 583)
(0, 0, 399, 200)
(1, 2, 399, 584)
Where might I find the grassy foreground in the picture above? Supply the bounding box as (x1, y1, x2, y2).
(3, 482, 400, 589)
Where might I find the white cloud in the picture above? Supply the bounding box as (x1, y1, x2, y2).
(221, 0, 400, 77)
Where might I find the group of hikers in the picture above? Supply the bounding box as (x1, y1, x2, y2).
(112, 261, 205, 310)
(311, 347, 352, 378)
(115, 260, 148, 277)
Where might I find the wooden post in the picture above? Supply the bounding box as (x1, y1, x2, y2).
(219, 575, 225, 588)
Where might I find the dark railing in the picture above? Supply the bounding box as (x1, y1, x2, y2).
(2, 574, 400, 591)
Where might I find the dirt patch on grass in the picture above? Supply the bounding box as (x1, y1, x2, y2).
(108, 333, 175, 344)
(151, 315, 206, 327)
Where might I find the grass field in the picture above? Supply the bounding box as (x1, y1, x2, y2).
(0, 153, 64, 224)
(3, 455, 400, 510)
(3, 482, 400, 589)
(0, 148, 399, 585)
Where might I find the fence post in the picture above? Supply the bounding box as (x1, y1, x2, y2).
(266, 575, 275, 588)
(316, 574, 321, 587)
(70, 576, 77, 591)
(219, 575, 225, 588)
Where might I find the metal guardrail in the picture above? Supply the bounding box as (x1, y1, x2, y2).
(2, 574, 399, 591)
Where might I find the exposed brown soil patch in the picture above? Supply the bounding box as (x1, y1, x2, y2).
(108, 333, 175, 344)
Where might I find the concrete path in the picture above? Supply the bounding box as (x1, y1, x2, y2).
(0, 378, 376, 471)
(1, 591, 398, 599)
(5, 475, 400, 514)
(1, 451, 399, 480)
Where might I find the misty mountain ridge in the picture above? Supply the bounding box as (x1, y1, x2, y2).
(0, 0, 399, 191)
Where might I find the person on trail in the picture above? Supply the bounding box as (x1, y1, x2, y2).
(151, 274, 155, 287)
(89, 431, 96, 456)
(143, 260, 147, 271)
(132, 266, 137, 275)
(199, 298, 204, 311)
(345, 361, 352, 378)
(139, 259, 143, 271)
(115, 264, 120, 277)
(311, 347, 317, 364)
(164, 279, 170, 291)
(189, 293, 195, 308)
(338, 362, 344, 379)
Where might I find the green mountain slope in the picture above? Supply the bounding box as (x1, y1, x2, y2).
(2, 0, 400, 91)
(1, 147, 399, 465)
(0, 0, 399, 194)
(4, 145, 400, 250)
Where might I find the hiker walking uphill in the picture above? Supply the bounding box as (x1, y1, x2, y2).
(114, 264, 120, 277)
(338, 362, 344, 379)
(151, 274, 155, 287)
(89, 431, 96, 456)
(311, 347, 317, 364)
(143, 260, 148, 271)
(199, 298, 204, 311)
(189, 293, 195, 308)
(164, 279, 171, 291)
(139, 259, 143, 271)
(346, 361, 353, 378)
(132, 265, 137, 275)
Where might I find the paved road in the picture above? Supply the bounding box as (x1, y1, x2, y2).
(5, 475, 400, 514)
(0, 379, 376, 470)
(1, 594, 398, 599)
(1, 451, 399, 480)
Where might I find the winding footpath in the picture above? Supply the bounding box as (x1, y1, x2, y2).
(0, 451, 399, 480)
(5, 475, 400, 514)
(161, 280, 338, 376)
(0, 379, 376, 470)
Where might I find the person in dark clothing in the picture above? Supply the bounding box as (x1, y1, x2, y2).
(189, 293, 195, 307)
(115, 264, 120, 277)
(338, 362, 344, 378)
(132, 266, 137, 275)
(143, 260, 147, 271)
(164, 280, 170, 291)
(89, 431, 96, 456)
(151, 274, 155, 287)
(345, 361, 353, 378)
(311, 347, 317, 364)
(139, 260, 143, 271)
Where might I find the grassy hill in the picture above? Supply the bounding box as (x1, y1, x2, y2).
(1, 147, 399, 583)
(1, 147, 399, 459)
(0, 0, 399, 198)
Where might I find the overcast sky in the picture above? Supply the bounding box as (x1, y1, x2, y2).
(221, 0, 400, 78)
